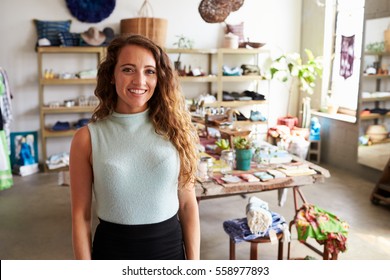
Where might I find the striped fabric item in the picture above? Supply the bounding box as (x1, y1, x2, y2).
(223, 212, 286, 243)
(34, 19, 72, 46)
(58, 32, 80, 46)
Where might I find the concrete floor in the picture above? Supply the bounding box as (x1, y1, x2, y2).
(0, 163, 389, 260)
(358, 142, 390, 171)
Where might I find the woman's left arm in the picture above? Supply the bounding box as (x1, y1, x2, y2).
(178, 186, 200, 260)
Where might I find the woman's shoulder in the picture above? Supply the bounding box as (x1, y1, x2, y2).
(71, 126, 91, 149)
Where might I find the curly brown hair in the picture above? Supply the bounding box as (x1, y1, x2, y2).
(91, 34, 199, 189)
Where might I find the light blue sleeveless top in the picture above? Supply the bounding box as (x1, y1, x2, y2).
(88, 109, 180, 225)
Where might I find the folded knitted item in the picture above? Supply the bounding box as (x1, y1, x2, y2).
(246, 196, 272, 234)
(223, 212, 286, 243)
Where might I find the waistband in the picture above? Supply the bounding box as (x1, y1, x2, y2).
(98, 214, 179, 233)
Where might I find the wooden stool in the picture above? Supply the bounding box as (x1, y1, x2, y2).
(287, 220, 339, 260)
(229, 233, 284, 260)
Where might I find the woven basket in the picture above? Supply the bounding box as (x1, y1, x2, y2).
(385, 29, 390, 52)
(120, 17, 167, 47)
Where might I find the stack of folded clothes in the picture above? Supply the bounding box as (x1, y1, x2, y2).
(223, 196, 291, 243)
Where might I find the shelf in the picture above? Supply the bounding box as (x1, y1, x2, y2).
(360, 112, 390, 120)
(38, 46, 105, 172)
(165, 48, 218, 54)
(364, 51, 390, 56)
(178, 76, 218, 82)
(207, 100, 268, 107)
(42, 129, 77, 138)
(47, 166, 69, 173)
(37, 46, 106, 54)
(362, 96, 390, 102)
(41, 106, 96, 114)
(221, 75, 265, 82)
(40, 78, 97, 85)
(363, 74, 390, 79)
(166, 48, 268, 55)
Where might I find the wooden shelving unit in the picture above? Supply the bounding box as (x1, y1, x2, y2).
(165, 48, 270, 107)
(37, 46, 106, 172)
(360, 51, 390, 144)
(371, 157, 390, 205)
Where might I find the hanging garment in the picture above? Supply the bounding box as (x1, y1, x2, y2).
(0, 130, 13, 191)
(0, 67, 13, 152)
(339, 35, 355, 80)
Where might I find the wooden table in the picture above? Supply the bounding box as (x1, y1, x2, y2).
(195, 154, 330, 202)
(195, 154, 333, 259)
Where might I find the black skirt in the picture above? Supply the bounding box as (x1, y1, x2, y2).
(92, 214, 185, 260)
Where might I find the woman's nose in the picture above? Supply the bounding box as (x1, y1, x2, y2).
(132, 71, 146, 85)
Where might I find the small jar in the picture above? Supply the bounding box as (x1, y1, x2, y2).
(220, 150, 234, 174)
(198, 156, 214, 182)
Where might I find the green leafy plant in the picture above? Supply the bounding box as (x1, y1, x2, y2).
(233, 136, 252, 150)
(215, 139, 230, 150)
(366, 42, 385, 53)
(270, 49, 323, 95)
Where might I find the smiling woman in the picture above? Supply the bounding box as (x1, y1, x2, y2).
(65, 0, 116, 23)
(69, 34, 200, 260)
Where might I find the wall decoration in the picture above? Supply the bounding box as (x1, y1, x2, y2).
(339, 35, 355, 80)
(65, 0, 116, 23)
(198, 0, 245, 23)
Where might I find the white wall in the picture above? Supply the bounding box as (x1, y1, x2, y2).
(0, 0, 302, 160)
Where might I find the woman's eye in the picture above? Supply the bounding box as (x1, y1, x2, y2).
(122, 67, 135, 73)
(146, 69, 156, 75)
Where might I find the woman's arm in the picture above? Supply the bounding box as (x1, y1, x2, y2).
(178, 186, 200, 260)
(69, 126, 94, 259)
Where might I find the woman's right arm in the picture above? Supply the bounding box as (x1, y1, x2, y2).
(69, 126, 94, 259)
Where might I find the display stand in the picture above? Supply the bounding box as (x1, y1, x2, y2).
(307, 140, 321, 164)
(370, 156, 390, 205)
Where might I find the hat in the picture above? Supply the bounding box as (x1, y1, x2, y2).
(81, 27, 106, 46)
(102, 27, 115, 44)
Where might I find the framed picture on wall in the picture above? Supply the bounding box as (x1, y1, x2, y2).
(10, 131, 39, 168)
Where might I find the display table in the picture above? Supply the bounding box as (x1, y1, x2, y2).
(195, 154, 330, 202)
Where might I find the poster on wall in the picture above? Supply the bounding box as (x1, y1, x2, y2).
(10, 131, 39, 168)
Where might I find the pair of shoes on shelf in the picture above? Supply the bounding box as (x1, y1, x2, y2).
(243, 90, 265, 100)
(250, 110, 266, 122)
(234, 110, 248, 121)
(52, 121, 70, 131)
(74, 118, 90, 129)
(222, 65, 242, 76)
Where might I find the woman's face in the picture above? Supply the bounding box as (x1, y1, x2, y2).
(113, 44, 157, 114)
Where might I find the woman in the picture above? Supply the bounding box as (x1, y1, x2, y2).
(69, 34, 200, 260)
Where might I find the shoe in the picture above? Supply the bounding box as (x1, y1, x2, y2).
(74, 118, 90, 129)
(250, 110, 266, 122)
(222, 91, 235, 101)
(222, 65, 242, 76)
(234, 110, 248, 121)
(243, 90, 265, 100)
(52, 121, 70, 131)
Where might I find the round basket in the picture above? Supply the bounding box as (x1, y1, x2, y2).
(366, 124, 388, 143)
(120, 17, 168, 47)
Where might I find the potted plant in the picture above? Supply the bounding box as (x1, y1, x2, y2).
(215, 138, 230, 154)
(269, 49, 323, 128)
(172, 34, 194, 72)
(233, 136, 253, 171)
